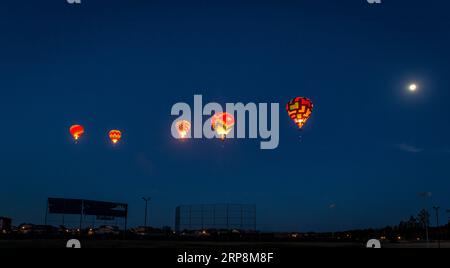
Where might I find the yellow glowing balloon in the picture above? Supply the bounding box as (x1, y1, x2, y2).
(175, 120, 191, 139)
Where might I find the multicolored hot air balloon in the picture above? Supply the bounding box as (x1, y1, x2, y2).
(286, 97, 313, 129)
(211, 112, 235, 140)
(70, 125, 85, 141)
(109, 130, 122, 144)
(175, 120, 191, 139)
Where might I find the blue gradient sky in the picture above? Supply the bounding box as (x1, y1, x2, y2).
(1, 0, 450, 231)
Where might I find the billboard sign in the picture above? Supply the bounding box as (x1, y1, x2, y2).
(48, 198, 127, 218)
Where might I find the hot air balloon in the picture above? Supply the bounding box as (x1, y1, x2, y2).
(211, 112, 235, 140)
(109, 130, 122, 145)
(175, 120, 191, 139)
(70, 125, 85, 141)
(286, 97, 313, 129)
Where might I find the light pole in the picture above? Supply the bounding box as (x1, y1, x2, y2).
(329, 204, 336, 240)
(142, 197, 151, 228)
(447, 209, 450, 241)
(433, 206, 440, 249)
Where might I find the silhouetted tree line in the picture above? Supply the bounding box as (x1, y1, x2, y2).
(329, 209, 450, 242)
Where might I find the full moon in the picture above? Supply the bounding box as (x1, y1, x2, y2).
(409, 84, 418, 92)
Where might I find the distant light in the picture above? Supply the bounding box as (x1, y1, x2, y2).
(409, 84, 418, 92)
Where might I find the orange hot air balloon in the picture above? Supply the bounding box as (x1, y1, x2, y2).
(70, 125, 85, 141)
(176, 120, 191, 139)
(211, 112, 235, 140)
(109, 130, 122, 144)
(286, 97, 314, 129)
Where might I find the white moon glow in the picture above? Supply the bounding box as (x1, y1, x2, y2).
(409, 84, 418, 92)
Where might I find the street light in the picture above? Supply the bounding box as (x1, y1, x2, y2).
(329, 204, 336, 240)
(142, 197, 151, 228)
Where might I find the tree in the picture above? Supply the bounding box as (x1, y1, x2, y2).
(418, 209, 430, 244)
(407, 216, 418, 229)
(418, 209, 430, 229)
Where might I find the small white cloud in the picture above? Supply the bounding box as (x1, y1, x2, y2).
(396, 143, 423, 153)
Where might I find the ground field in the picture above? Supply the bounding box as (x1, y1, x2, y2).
(0, 240, 448, 248)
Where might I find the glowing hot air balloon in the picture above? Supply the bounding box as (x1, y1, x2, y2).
(70, 125, 85, 141)
(211, 112, 235, 140)
(176, 120, 191, 139)
(286, 97, 313, 129)
(109, 130, 122, 144)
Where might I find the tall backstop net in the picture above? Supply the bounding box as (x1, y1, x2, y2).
(175, 204, 256, 233)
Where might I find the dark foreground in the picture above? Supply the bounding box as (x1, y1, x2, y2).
(0, 240, 448, 248)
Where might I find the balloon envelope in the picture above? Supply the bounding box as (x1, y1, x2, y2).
(70, 125, 85, 141)
(109, 130, 122, 144)
(176, 120, 191, 139)
(286, 97, 313, 129)
(211, 112, 235, 139)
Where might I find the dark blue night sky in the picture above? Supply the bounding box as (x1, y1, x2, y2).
(1, 0, 450, 231)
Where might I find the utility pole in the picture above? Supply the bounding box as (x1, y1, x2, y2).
(447, 210, 450, 242)
(433, 206, 440, 249)
(142, 197, 151, 228)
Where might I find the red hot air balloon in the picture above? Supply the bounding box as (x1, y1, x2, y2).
(109, 130, 122, 145)
(286, 97, 313, 129)
(70, 125, 85, 141)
